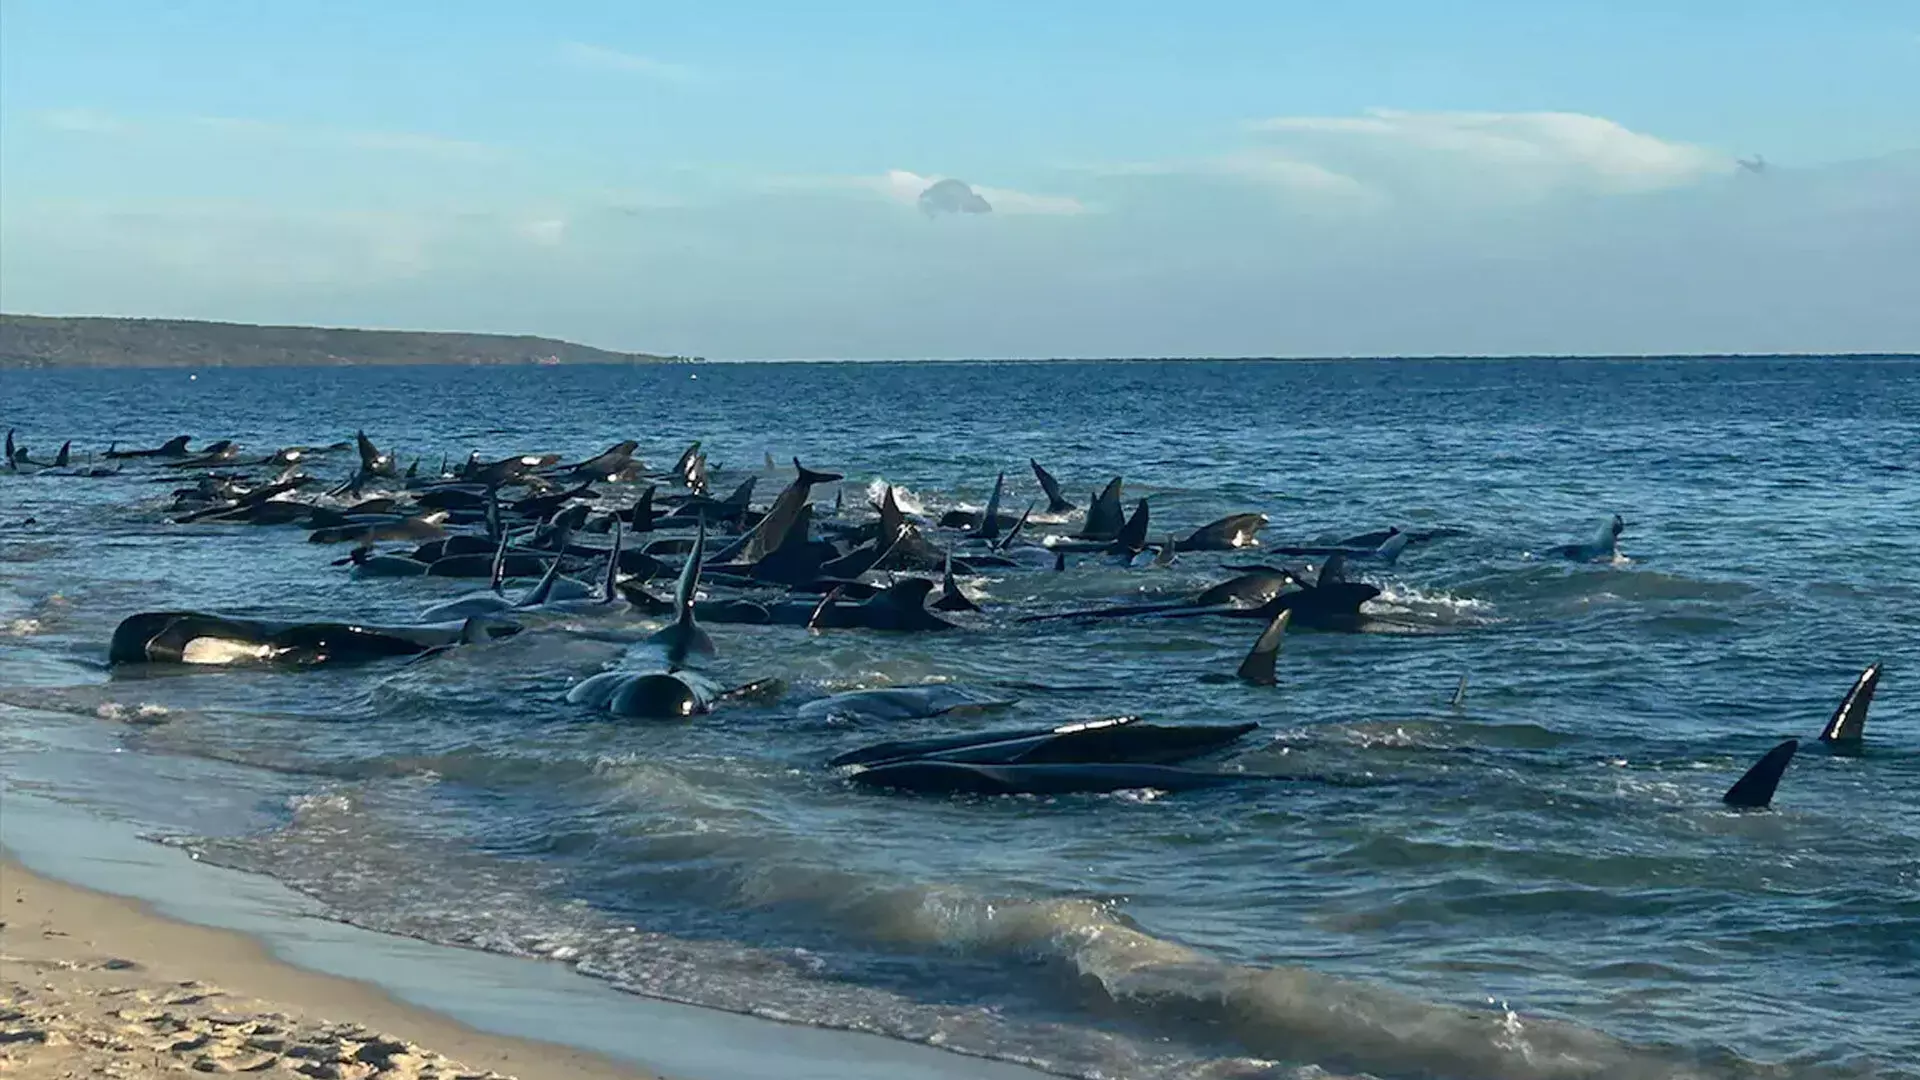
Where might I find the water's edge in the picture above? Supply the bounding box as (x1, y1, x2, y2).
(0, 779, 1051, 1080)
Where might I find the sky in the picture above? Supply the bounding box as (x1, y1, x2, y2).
(1, 1, 1915, 359)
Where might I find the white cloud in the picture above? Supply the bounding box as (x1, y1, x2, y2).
(191, 116, 497, 160)
(32, 109, 496, 160)
(871, 169, 1088, 215)
(1248, 108, 1727, 194)
(38, 108, 127, 134)
(516, 218, 568, 246)
(559, 41, 698, 82)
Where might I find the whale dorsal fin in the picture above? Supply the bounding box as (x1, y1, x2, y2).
(880, 486, 906, 546)
(603, 517, 623, 603)
(519, 550, 565, 607)
(1818, 662, 1882, 745)
(1155, 534, 1177, 567)
(1237, 609, 1290, 686)
(648, 518, 714, 668)
(997, 503, 1034, 552)
(1450, 673, 1469, 709)
(54, 441, 71, 467)
(808, 585, 845, 630)
(488, 528, 509, 593)
(631, 485, 657, 534)
(1112, 498, 1150, 554)
(1723, 739, 1799, 809)
(1317, 553, 1349, 586)
(722, 477, 756, 508)
(978, 472, 1005, 540)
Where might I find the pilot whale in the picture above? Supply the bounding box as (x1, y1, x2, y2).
(108, 611, 516, 667)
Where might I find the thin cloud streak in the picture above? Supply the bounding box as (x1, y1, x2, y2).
(559, 41, 699, 82)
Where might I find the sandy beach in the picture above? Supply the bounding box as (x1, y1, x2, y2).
(0, 857, 654, 1080)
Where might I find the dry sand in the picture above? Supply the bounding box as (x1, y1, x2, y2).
(0, 857, 656, 1080)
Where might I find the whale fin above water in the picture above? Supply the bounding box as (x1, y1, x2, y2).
(977, 472, 1006, 540)
(650, 519, 715, 668)
(1029, 459, 1075, 514)
(997, 503, 1034, 552)
(1155, 534, 1178, 567)
(1450, 673, 1469, 709)
(53, 441, 71, 468)
(932, 551, 981, 613)
(1078, 477, 1124, 540)
(793, 458, 843, 488)
(1237, 610, 1290, 687)
(1112, 498, 1151, 555)
(1316, 553, 1350, 586)
(1372, 530, 1412, 565)
(1817, 662, 1882, 748)
(602, 517, 623, 603)
(1723, 739, 1799, 809)
(632, 485, 658, 533)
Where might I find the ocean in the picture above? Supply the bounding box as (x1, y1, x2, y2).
(2, 356, 1917, 1079)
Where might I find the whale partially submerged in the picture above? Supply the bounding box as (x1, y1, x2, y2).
(108, 611, 516, 667)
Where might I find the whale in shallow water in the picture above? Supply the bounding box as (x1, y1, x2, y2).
(847, 760, 1279, 796)
(798, 684, 1013, 725)
(105, 435, 194, 459)
(1544, 515, 1626, 562)
(565, 667, 776, 719)
(1176, 513, 1269, 552)
(108, 611, 516, 667)
(830, 716, 1258, 769)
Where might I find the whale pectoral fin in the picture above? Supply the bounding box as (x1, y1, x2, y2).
(1723, 739, 1799, 809)
(1450, 673, 1469, 710)
(718, 676, 784, 703)
(1817, 661, 1882, 747)
(1236, 610, 1290, 687)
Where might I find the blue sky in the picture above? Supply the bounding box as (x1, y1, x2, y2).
(2, 1, 1915, 358)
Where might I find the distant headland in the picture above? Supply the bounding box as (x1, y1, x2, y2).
(0, 315, 695, 369)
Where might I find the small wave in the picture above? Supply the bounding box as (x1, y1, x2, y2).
(865, 477, 928, 517)
(94, 701, 171, 725)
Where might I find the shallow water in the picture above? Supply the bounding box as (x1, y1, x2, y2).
(3, 357, 1918, 1080)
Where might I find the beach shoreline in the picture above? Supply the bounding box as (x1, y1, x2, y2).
(0, 776, 1049, 1080)
(0, 855, 653, 1080)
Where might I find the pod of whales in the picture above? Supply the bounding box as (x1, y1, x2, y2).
(21, 424, 1881, 818)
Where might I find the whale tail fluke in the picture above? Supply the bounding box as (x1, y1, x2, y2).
(1818, 662, 1882, 749)
(1373, 530, 1412, 565)
(1030, 459, 1076, 513)
(793, 458, 843, 487)
(1237, 610, 1290, 687)
(1723, 739, 1799, 809)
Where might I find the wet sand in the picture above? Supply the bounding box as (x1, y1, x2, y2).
(0, 856, 654, 1080)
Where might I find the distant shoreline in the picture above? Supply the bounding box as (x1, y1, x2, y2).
(0, 314, 695, 369)
(1, 315, 1909, 367)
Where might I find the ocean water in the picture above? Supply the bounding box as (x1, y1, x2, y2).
(2, 357, 1917, 1080)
